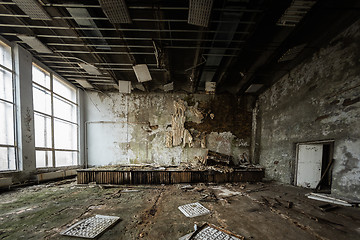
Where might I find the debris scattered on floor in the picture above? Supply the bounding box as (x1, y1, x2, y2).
(180, 223, 244, 240)
(178, 202, 210, 218)
(60, 215, 120, 238)
(306, 193, 353, 207)
(181, 184, 194, 190)
(121, 189, 140, 193)
(318, 204, 339, 212)
(210, 186, 242, 197)
(204, 150, 234, 166)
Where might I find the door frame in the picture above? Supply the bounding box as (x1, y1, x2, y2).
(294, 139, 334, 188)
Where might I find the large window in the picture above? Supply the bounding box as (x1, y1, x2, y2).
(0, 40, 16, 171)
(32, 64, 78, 168)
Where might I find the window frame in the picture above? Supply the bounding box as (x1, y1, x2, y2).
(0, 39, 17, 172)
(32, 62, 79, 168)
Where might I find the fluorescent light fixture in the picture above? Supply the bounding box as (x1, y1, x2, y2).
(205, 81, 216, 94)
(17, 35, 52, 53)
(99, 0, 132, 24)
(78, 63, 101, 75)
(133, 64, 152, 82)
(75, 79, 93, 89)
(188, 0, 214, 27)
(119, 80, 131, 93)
(277, 0, 316, 27)
(245, 84, 264, 93)
(278, 44, 306, 62)
(163, 82, 174, 92)
(12, 0, 51, 20)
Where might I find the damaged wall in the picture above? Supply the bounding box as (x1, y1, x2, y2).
(256, 20, 360, 199)
(84, 93, 252, 167)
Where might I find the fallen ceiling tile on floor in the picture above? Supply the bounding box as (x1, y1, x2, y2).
(178, 202, 210, 218)
(60, 215, 120, 239)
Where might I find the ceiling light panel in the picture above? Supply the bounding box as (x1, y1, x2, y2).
(278, 44, 306, 62)
(119, 81, 131, 93)
(78, 63, 102, 75)
(99, 0, 132, 24)
(277, 0, 316, 27)
(12, 0, 51, 20)
(188, 0, 214, 27)
(133, 64, 152, 82)
(18, 35, 52, 53)
(75, 79, 93, 89)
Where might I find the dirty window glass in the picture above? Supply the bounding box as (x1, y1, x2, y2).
(0, 40, 16, 171)
(32, 64, 78, 168)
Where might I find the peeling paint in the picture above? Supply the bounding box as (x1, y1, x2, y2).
(257, 19, 360, 199)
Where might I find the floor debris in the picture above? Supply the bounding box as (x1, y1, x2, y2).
(307, 193, 353, 207)
(60, 215, 120, 238)
(178, 202, 211, 218)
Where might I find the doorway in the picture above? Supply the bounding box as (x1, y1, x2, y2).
(295, 141, 334, 192)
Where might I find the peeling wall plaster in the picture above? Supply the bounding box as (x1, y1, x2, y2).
(84, 93, 252, 167)
(257, 19, 360, 199)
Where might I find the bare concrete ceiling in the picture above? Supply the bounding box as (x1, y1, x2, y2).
(0, 0, 359, 94)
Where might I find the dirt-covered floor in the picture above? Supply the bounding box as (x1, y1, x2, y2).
(0, 179, 359, 240)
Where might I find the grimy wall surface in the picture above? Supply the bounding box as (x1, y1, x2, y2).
(84, 93, 252, 167)
(257, 20, 360, 199)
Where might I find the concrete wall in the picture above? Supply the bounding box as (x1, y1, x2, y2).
(257, 20, 360, 199)
(84, 92, 252, 167)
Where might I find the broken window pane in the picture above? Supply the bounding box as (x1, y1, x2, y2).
(54, 119, 77, 150)
(36, 150, 53, 168)
(0, 101, 14, 145)
(34, 113, 52, 148)
(53, 76, 76, 102)
(32, 64, 50, 89)
(55, 151, 77, 167)
(53, 96, 77, 123)
(33, 85, 51, 115)
(0, 147, 15, 171)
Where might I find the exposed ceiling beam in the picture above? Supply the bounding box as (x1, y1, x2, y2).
(0, 23, 249, 34)
(0, 13, 256, 24)
(1, 33, 246, 43)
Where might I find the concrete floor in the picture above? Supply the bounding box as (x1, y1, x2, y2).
(0, 180, 359, 240)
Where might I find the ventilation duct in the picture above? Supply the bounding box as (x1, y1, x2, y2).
(188, 0, 214, 27)
(99, 0, 132, 24)
(12, 0, 51, 20)
(18, 35, 52, 53)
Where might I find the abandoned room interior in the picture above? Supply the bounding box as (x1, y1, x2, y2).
(0, 0, 359, 239)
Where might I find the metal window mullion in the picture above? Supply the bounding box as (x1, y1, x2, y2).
(0, 63, 13, 73)
(53, 93, 78, 107)
(53, 149, 79, 152)
(32, 81, 51, 92)
(34, 110, 78, 126)
(33, 81, 78, 106)
(50, 73, 55, 168)
(0, 144, 15, 148)
(0, 98, 14, 105)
